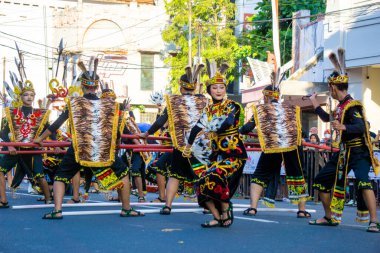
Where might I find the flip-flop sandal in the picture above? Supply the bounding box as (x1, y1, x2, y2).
(0, 201, 10, 208)
(309, 216, 339, 226)
(42, 210, 63, 220)
(367, 221, 380, 233)
(243, 207, 257, 216)
(297, 210, 312, 218)
(120, 208, 145, 217)
(159, 205, 171, 215)
(66, 198, 81, 204)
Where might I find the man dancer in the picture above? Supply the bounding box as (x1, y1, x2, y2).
(140, 64, 206, 215)
(240, 84, 309, 217)
(35, 60, 144, 219)
(308, 48, 379, 232)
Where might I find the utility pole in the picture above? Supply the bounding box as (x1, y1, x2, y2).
(188, 0, 192, 66)
(2, 57, 5, 94)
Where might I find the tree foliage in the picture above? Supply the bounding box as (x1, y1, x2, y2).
(235, 0, 326, 72)
(162, 0, 238, 93)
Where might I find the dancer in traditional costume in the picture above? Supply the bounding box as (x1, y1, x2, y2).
(308, 48, 379, 232)
(140, 64, 207, 215)
(240, 81, 309, 217)
(144, 92, 171, 202)
(183, 60, 247, 228)
(122, 112, 151, 202)
(35, 59, 144, 219)
(0, 66, 54, 207)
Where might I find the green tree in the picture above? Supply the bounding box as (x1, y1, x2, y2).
(162, 0, 238, 93)
(235, 0, 326, 72)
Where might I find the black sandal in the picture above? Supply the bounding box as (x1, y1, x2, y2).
(67, 198, 81, 204)
(108, 196, 120, 202)
(159, 205, 171, 215)
(367, 221, 380, 233)
(150, 197, 166, 203)
(138, 196, 146, 203)
(221, 203, 234, 228)
(201, 218, 222, 228)
(0, 201, 9, 208)
(120, 208, 145, 217)
(297, 210, 311, 218)
(309, 216, 339, 226)
(42, 210, 63, 220)
(243, 207, 257, 216)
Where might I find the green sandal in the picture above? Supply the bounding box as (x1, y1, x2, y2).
(367, 221, 380, 233)
(0, 201, 9, 208)
(309, 216, 339, 226)
(221, 202, 234, 228)
(159, 205, 171, 215)
(201, 217, 222, 228)
(120, 208, 145, 217)
(42, 210, 63, 220)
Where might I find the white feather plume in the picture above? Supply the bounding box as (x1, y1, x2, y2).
(150, 91, 164, 105)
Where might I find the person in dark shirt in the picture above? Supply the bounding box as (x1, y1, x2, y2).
(308, 49, 379, 233)
(35, 66, 144, 219)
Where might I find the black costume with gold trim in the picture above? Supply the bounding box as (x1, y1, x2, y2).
(313, 95, 379, 222)
(188, 99, 247, 208)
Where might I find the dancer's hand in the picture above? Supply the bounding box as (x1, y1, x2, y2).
(8, 146, 17, 155)
(331, 120, 346, 131)
(139, 132, 148, 139)
(34, 137, 43, 147)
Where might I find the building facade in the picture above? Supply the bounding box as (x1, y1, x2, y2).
(0, 0, 169, 123)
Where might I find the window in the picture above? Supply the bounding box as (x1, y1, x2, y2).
(140, 53, 154, 90)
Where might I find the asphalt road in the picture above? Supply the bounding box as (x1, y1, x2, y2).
(0, 186, 379, 253)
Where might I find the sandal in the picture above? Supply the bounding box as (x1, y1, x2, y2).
(37, 197, 46, 202)
(201, 217, 222, 228)
(66, 198, 81, 204)
(108, 196, 120, 202)
(297, 210, 312, 218)
(243, 207, 257, 216)
(42, 210, 63, 220)
(150, 197, 166, 203)
(159, 205, 171, 215)
(202, 209, 211, 215)
(120, 207, 145, 217)
(309, 216, 339, 226)
(367, 221, 380, 233)
(0, 201, 9, 208)
(221, 203, 234, 228)
(138, 196, 146, 203)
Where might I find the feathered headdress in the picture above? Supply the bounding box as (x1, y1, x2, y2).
(327, 48, 348, 84)
(150, 91, 164, 105)
(4, 43, 35, 107)
(77, 57, 100, 88)
(206, 59, 229, 86)
(180, 63, 205, 90)
(100, 81, 116, 99)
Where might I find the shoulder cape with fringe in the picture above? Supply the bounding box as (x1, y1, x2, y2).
(251, 103, 302, 153)
(68, 97, 119, 167)
(165, 94, 208, 151)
